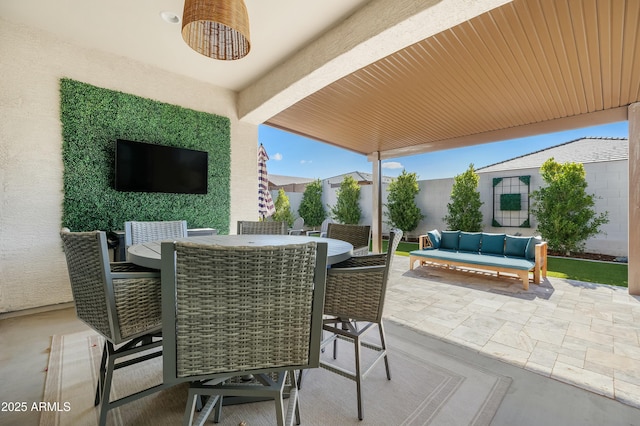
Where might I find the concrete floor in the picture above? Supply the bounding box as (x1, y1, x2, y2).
(1, 257, 640, 425)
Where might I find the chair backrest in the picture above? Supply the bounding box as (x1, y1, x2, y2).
(161, 241, 328, 384)
(291, 217, 304, 229)
(124, 220, 188, 247)
(60, 229, 162, 345)
(327, 223, 371, 253)
(320, 217, 333, 233)
(383, 230, 403, 286)
(324, 229, 402, 323)
(237, 220, 287, 235)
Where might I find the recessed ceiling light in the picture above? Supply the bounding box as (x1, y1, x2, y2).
(160, 11, 180, 24)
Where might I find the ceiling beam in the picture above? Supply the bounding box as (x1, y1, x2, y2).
(369, 107, 629, 161)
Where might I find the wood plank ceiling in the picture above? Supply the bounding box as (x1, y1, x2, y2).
(265, 0, 640, 158)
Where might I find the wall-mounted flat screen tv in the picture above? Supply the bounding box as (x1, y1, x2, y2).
(115, 139, 208, 194)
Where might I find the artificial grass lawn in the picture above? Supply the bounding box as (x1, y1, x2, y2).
(546, 257, 628, 288)
(383, 240, 628, 288)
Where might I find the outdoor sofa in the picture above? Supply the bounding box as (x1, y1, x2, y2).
(409, 230, 547, 290)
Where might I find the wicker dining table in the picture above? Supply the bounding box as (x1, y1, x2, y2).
(127, 234, 354, 269)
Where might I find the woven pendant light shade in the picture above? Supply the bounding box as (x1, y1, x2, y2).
(182, 0, 251, 61)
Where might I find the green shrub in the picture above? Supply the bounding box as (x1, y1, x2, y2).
(531, 158, 609, 255)
(298, 180, 326, 228)
(273, 189, 295, 226)
(330, 175, 361, 224)
(443, 164, 483, 231)
(385, 170, 424, 234)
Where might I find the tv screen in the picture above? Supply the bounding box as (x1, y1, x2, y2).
(115, 139, 208, 194)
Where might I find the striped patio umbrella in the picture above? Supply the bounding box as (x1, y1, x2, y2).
(258, 144, 276, 219)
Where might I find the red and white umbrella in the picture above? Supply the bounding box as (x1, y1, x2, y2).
(258, 144, 276, 219)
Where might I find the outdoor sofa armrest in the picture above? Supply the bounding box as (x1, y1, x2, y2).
(418, 234, 432, 250)
(534, 241, 548, 281)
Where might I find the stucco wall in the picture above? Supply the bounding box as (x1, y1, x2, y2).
(0, 19, 257, 313)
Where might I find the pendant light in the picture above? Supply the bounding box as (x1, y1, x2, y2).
(182, 0, 251, 61)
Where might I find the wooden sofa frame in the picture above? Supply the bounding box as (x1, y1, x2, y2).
(409, 234, 548, 290)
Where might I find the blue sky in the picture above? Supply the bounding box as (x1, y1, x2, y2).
(259, 121, 629, 181)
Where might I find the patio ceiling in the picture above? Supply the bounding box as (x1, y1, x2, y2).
(265, 0, 640, 160)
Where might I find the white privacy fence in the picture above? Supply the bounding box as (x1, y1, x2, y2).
(272, 159, 628, 256)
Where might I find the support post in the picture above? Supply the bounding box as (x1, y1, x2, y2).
(629, 103, 640, 295)
(371, 153, 383, 253)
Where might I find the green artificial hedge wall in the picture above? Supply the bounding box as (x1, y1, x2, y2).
(60, 78, 231, 233)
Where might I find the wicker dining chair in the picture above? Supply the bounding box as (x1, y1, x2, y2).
(237, 220, 287, 235)
(161, 240, 328, 426)
(326, 223, 371, 256)
(59, 229, 168, 426)
(320, 229, 403, 420)
(288, 217, 305, 235)
(124, 220, 188, 258)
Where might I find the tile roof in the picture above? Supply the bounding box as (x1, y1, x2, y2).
(268, 174, 317, 186)
(325, 171, 394, 185)
(476, 137, 628, 174)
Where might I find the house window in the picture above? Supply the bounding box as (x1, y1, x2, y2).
(493, 176, 530, 227)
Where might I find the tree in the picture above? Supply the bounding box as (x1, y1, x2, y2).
(443, 164, 483, 231)
(330, 175, 361, 224)
(385, 170, 424, 235)
(272, 188, 295, 226)
(298, 179, 326, 228)
(531, 158, 609, 255)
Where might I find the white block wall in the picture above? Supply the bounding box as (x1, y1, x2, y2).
(279, 159, 628, 256)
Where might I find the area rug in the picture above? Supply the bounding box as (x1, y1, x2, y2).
(40, 322, 510, 426)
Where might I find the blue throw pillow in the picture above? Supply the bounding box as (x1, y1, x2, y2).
(525, 236, 542, 260)
(440, 230, 460, 250)
(505, 235, 530, 258)
(481, 233, 506, 255)
(427, 229, 441, 248)
(459, 232, 481, 252)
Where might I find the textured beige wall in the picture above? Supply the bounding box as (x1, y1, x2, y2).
(0, 19, 257, 313)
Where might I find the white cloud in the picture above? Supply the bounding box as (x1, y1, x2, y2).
(271, 153, 283, 161)
(382, 161, 403, 169)
(300, 160, 312, 164)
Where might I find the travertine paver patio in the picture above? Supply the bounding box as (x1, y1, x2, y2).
(384, 256, 640, 409)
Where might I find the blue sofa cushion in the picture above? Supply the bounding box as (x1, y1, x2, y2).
(525, 236, 542, 260)
(440, 230, 460, 250)
(459, 232, 482, 252)
(427, 229, 441, 249)
(481, 233, 505, 255)
(505, 235, 530, 258)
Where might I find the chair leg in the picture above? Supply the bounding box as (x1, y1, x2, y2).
(95, 341, 108, 406)
(378, 322, 391, 380)
(98, 342, 116, 426)
(354, 335, 364, 421)
(213, 396, 223, 423)
(274, 378, 286, 426)
(291, 370, 301, 425)
(183, 388, 199, 426)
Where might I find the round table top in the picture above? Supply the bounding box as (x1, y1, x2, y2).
(127, 234, 354, 269)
